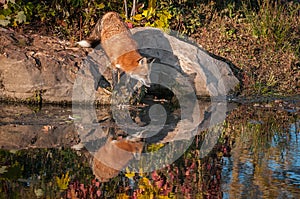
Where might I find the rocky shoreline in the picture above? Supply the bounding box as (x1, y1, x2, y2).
(0, 27, 239, 105)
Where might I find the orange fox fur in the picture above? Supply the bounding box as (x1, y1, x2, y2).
(92, 137, 144, 182)
(77, 12, 151, 86)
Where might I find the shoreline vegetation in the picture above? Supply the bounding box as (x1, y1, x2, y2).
(0, 0, 299, 97)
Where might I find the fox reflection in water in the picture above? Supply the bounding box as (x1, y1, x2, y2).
(91, 136, 144, 182)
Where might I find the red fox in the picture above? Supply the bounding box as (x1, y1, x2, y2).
(77, 12, 151, 87)
(92, 137, 144, 182)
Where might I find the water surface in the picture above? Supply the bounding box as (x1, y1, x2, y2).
(0, 98, 299, 198)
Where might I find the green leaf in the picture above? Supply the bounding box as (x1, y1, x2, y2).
(1, 7, 12, 16)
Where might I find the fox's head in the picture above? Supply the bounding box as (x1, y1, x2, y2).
(128, 57, 152, 87)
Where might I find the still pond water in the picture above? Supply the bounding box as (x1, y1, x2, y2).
(0, 98, 299, 198)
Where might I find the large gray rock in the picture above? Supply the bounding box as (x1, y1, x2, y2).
(0, 27, 239, 104)
(132, 27, 239, 97)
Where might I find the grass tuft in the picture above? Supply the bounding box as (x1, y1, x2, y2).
(243, 0, 300, 57)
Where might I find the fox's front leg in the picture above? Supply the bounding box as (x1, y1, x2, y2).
(112, 68, 120, 89)
(116, 68, 121, 85)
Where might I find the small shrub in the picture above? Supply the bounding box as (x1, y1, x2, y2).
(128, 0, 172, 31)
(0, 0, 29, 27)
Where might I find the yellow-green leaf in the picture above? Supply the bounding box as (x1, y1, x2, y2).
(116, 193, 131, 199)
(12, 20, 17, 27)
(142, 7, 155, 19)
(3, 4, 8, 9)
(163, 10, 172, 19)
(0, 15, 10, 26)
(148, 0, 156, 9)
(15, 11, 26, 24)
(132, 14, 144, 21)
(147, 143, 165, 152)
(125, 167, 135, 179)
(34, 189, 44, 198)
(0, 166, 8, 174)
(56, 172, 70, 190)
(144, 22, 152, 27)
(96, 3, 105, 9)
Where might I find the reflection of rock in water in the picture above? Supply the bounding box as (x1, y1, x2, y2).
(77, 85, 227, 179)
(92, 137, 144, 182)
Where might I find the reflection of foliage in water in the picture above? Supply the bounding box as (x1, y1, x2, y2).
(0, 148, 94, 198)
(56, 171, 70, 190)
(224, 101, 297, 151)
(0, 134, 227, 198)
(222, 101, 299, 198)
(0, 101, 298, 198)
